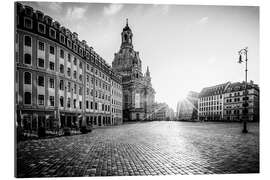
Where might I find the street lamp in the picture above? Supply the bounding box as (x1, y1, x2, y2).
(238, 47, 248, 133)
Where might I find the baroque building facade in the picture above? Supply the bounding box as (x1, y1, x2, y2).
(15, 3, 123, 134)
(112, 20, 155, 121)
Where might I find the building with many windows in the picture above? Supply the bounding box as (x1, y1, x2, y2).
(198, 82, 230, 121)
(198, 81, 259, 122)
(15, 3, 123, 133)
(223, 81, 259, 122)
(112, 19, 155, 121)
(177, 91, 199, 121)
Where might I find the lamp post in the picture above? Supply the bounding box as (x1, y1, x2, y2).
(238, 47, 248, 133)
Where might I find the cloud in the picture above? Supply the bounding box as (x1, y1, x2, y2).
(66, 7, 87, 20)
(198, 17, 209, 24)
(36, 2, 63, 12)
(103, 4, 123, 16)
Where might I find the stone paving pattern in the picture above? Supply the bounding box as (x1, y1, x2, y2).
(16, 121, 259, 177)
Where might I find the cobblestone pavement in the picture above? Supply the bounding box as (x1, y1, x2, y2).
(16, 121, 259, 177)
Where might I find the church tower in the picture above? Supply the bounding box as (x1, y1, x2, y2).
(112, 19, 155, 122)
(121, 19, 133, 49)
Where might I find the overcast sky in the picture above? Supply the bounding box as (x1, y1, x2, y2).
(21, 2, 259, 111)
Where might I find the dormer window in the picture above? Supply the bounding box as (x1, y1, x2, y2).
(60, 34, 65, 44)
(38, 23, 46, 34)
(79, 48, 83, 56)
(67, 39, 72, 48)
(73, 44, 77, 52)
(24, 17, 32, 29)
(49, 28, 56, 39)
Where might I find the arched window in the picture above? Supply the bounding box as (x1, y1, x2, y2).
(24, 35, 31, 47)
(24, 72, 31, 85)
(60, 96, 64, 107)
(24, 92, 31, 105)
(24, 53, 31, 65)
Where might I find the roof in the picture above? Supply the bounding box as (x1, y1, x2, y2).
(225, 81, 259, 93)
(199, 82, 230, 97)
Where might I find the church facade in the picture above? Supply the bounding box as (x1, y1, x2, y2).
(112, 20, 155, 121)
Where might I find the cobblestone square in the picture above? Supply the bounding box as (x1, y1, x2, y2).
(16, 121, 259, 177)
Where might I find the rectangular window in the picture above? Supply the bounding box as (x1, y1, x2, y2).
(67, 98, 71, 108)
(24, 53, 31, 65)
(60, 64, 64, 74)
(68, 54, 71, 62)
(90, 101, 93, 109)
(49, 46, 55, 54)
(79, 87, 82, 95)
(73, 57, 77, 65)
(79, 61, 82, 69)
(67, 67, 71, 77)
(49, 61, 55, 71)
(49, 78, 54, 88)
(24, 35, 31, 47)
(38, 94, 44, 105)
(74, 84, 77, 94)
(86, 101, 89, 109)
(73, 99, 76, 108)
(59, 80, 64, 90)
(24, 92, 31, 105)
(49, 96, 55, 106)
(38, 41, 44, 51)
(38, 76, 44, 87)
(67, 82, 71, 92)
(60, 49, 64, 58)
(73, 71, 77, 79)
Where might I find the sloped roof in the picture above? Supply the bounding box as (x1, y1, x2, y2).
(199, 82, 230, 97)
